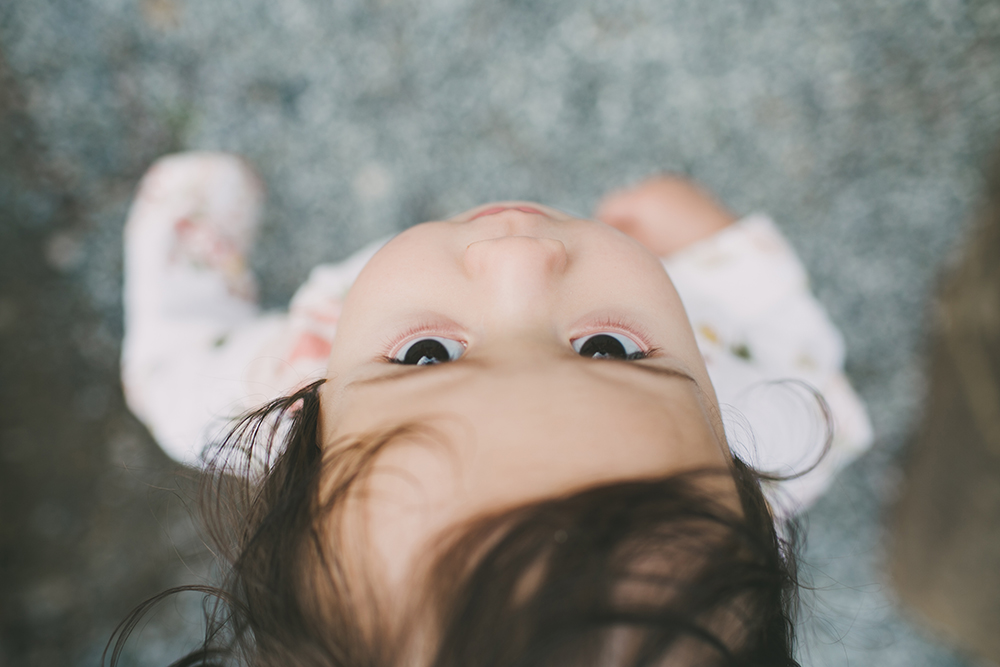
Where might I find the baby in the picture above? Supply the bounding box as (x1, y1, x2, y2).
(113, 153, 872, 666)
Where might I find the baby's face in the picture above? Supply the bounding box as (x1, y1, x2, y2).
(321, 203, 733, 596)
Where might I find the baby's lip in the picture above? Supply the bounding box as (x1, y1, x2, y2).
(468, 205, 547, 221)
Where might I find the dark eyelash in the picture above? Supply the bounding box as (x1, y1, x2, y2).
(383, 354, 448, 365)
(623, 345, 661, 361)
(382, 322, 659, 363)
(384, 348, 656, 364)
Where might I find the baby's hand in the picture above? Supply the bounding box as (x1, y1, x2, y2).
(595, 176, 736, 257)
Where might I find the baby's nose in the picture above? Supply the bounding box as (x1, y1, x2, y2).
(463, 235, 568, 322)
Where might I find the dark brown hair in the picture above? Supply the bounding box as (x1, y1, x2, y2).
(106, 379, 802, 667)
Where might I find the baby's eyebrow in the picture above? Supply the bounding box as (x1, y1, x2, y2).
(348, 357, 487, 388)
(614, 362, 697, 385)
(348, 356, 695, 390)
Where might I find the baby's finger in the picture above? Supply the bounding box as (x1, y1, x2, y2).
(594, 189, 641, 229)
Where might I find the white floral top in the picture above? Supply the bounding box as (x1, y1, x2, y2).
(664, 215, 872, 514)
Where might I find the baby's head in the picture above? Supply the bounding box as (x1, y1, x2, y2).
(323, 203, 735, 586)
(150, 204, 799, 666)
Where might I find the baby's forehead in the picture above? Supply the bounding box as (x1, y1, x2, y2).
(331, 381, 733, 600)
(326, 359, 724, 494)
(325, 353, 700, 429)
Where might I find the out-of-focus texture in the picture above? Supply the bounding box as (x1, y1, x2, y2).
(0, 0, 998, 664)
(0, 51, 210, 667)
(890, 151, 1000, 664)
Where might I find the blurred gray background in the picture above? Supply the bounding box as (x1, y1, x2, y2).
(1, 0, 999, 664)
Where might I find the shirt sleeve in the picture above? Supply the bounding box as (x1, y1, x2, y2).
(241, 235, 393, 406)
(663, 214, 874, 517)
(124, 235, 393, 468)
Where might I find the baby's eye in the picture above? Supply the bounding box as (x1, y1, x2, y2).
(572, 332, 647, 360)
(392, 337, 465, 365)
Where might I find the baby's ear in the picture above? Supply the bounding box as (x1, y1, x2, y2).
(595, 176, 736, 257)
